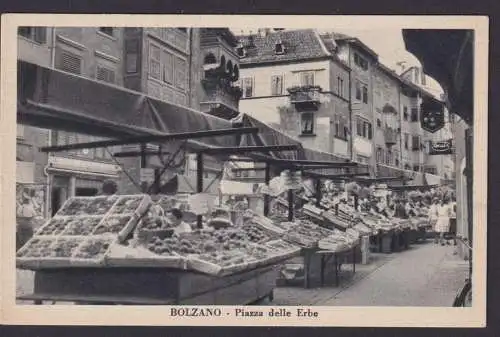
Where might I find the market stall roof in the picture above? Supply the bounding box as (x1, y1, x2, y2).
(18, 61, 239, 149)
(403, 29, 473, 125)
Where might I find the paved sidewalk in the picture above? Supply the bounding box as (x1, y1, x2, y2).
(272, 242, 469, 307)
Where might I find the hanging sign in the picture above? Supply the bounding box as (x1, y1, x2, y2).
(429, 139, 453, 155)
(420, 99, 445, 133)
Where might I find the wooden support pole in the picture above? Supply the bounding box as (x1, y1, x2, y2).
(287, 189, 294, 222)
(196, 153, 204, 229)
(315, 178, 321, 207)
(264, 164, 270, 216)
(140, 144, 147, 193)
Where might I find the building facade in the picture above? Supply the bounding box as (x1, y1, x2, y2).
(238, 29, 351, 159)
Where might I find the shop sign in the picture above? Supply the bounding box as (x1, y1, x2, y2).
(429, 139, 453, 155)
(420, 100, 445, 133)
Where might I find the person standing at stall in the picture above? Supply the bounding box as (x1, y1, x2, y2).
(429, 198, 439, 243)
(101, 179, 118, 196)
(394, 199, 408, 219)
(16, 194, 37, 250)
(435, 199, 452, 246)
(169, 208, 193, 236)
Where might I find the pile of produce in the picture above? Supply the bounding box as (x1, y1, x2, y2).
(17, 195, 151, 269)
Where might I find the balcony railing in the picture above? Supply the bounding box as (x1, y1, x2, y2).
(201, 78, 242, 112)
(287, 85, 322, 111)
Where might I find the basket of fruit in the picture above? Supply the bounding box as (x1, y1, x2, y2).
(55, 195, 119, 217)
(105, 240, 186, 269)
(16, 236, 78, 269)
(70, 236, 115, 267)
(108, 194, 152, 218)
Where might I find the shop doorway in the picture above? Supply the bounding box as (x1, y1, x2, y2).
(76, 187, 99, 197)
(51, 187, 63, 217)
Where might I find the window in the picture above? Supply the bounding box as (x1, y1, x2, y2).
(394, 151, 400, 167)
(411, 108, 419, 122)
(125, 39, 139, 73)
(362, 86, 368, 103)
(99, 27, 114, 37)
(18, 27, 47, 43)
(376, 147, 384, 163)
(275, 42, 285, 54)
(385, 150, 392, 165)
(162, 51, 174, 84)
(357, 155, 370, 164)
(236, 46, 246, 58)
(337, 76, 344, 98)
(354, 53, 368, 70)
(174, 57, 187, 89)
(412, 135, 421, 151)
(404, 133, 409, 150)
(403, 106, 409, 121)
(300, 72, 314, 86)
(334, 114, 348, 140)
(377, 118, 382, 128)
(149, 43, 161, 80)
(404, 164, 411, 170)
(356, 116, 372, 139)
(55, 49, 82, 75)
(355, 82, 362, 101)
(271, 75, 284, 96)
(241, 78, 254, 98)
(426, 140, 433, 154)
(413, 165, 421, 172)
(96, 66, 115, 84)
(301, 112, 315, 135)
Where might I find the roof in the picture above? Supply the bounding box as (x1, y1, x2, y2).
(238, 29, 331, 65)
(331, 32, 379, 60)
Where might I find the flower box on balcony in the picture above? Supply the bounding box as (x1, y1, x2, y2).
(287, 85, 322, 111)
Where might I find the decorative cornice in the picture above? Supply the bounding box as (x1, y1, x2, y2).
(94, 50, 120, 63)
(56, 34, 87, 51)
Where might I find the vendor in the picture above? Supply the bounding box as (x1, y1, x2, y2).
(169, 208, 193, 236)
(394, 199, 408, 219)
(16, 194, 37, 250)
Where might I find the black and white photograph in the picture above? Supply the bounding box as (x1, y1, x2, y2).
(0, 15, 487, 327)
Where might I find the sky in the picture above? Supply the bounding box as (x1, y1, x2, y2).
(229, 28, 444, 97)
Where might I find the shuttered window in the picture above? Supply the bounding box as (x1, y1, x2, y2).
(271, 75, 284, 96)
(162, 51, 174, 84)
(125, 39, 139, 74)
(56, 49, 82, 75)
(96, 66, 116, 84)
(174, 57, 187, 89)
(18, 27, 47, 43)
(149, 43, 161, 80)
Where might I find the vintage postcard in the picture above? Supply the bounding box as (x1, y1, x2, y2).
(0, 14, 488, 327)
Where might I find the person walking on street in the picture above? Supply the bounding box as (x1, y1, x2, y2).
(435, 199, 451, 246)
(448, 197, 458, 246)
(429, 198, 439, 243)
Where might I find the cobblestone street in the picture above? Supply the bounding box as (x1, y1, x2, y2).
(271, 242, 469, 307)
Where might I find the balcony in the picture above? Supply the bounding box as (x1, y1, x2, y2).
(287, 85, 322, 111)
(200, 78, 242, 119)
(384, 127, 398, 147)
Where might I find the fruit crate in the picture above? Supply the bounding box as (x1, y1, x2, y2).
(186, 254, 250, 277)
(69, 235, 115, 267)
(92, 214, 139, 242)
(16, 236, 86, 269)
(55, 195, 119, 217)
(105, 244, 187, 269)
(107, 194, 152, 218)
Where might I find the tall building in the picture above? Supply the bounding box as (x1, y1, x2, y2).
(238, 29, 351, 159)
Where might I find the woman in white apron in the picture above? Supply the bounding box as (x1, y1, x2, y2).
(428, 199, 439, 243)
(435, 200, 451, 246)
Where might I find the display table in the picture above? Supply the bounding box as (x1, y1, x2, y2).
(17, 265, 279, 305)
(302, 246, 357, 288)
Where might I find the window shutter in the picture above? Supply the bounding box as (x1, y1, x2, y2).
(162, 51, 174, 84)
(174, 57, 187, 89)
(57, 50, 82, 75)
(34, 28, 47, 43)
(125, 39, 139, 73)
(96, 66, 115, 84)
(149, 44, 161, 80)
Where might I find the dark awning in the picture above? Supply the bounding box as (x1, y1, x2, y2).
(17, 61, 236, 148)
(403, 29, 473, 125)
